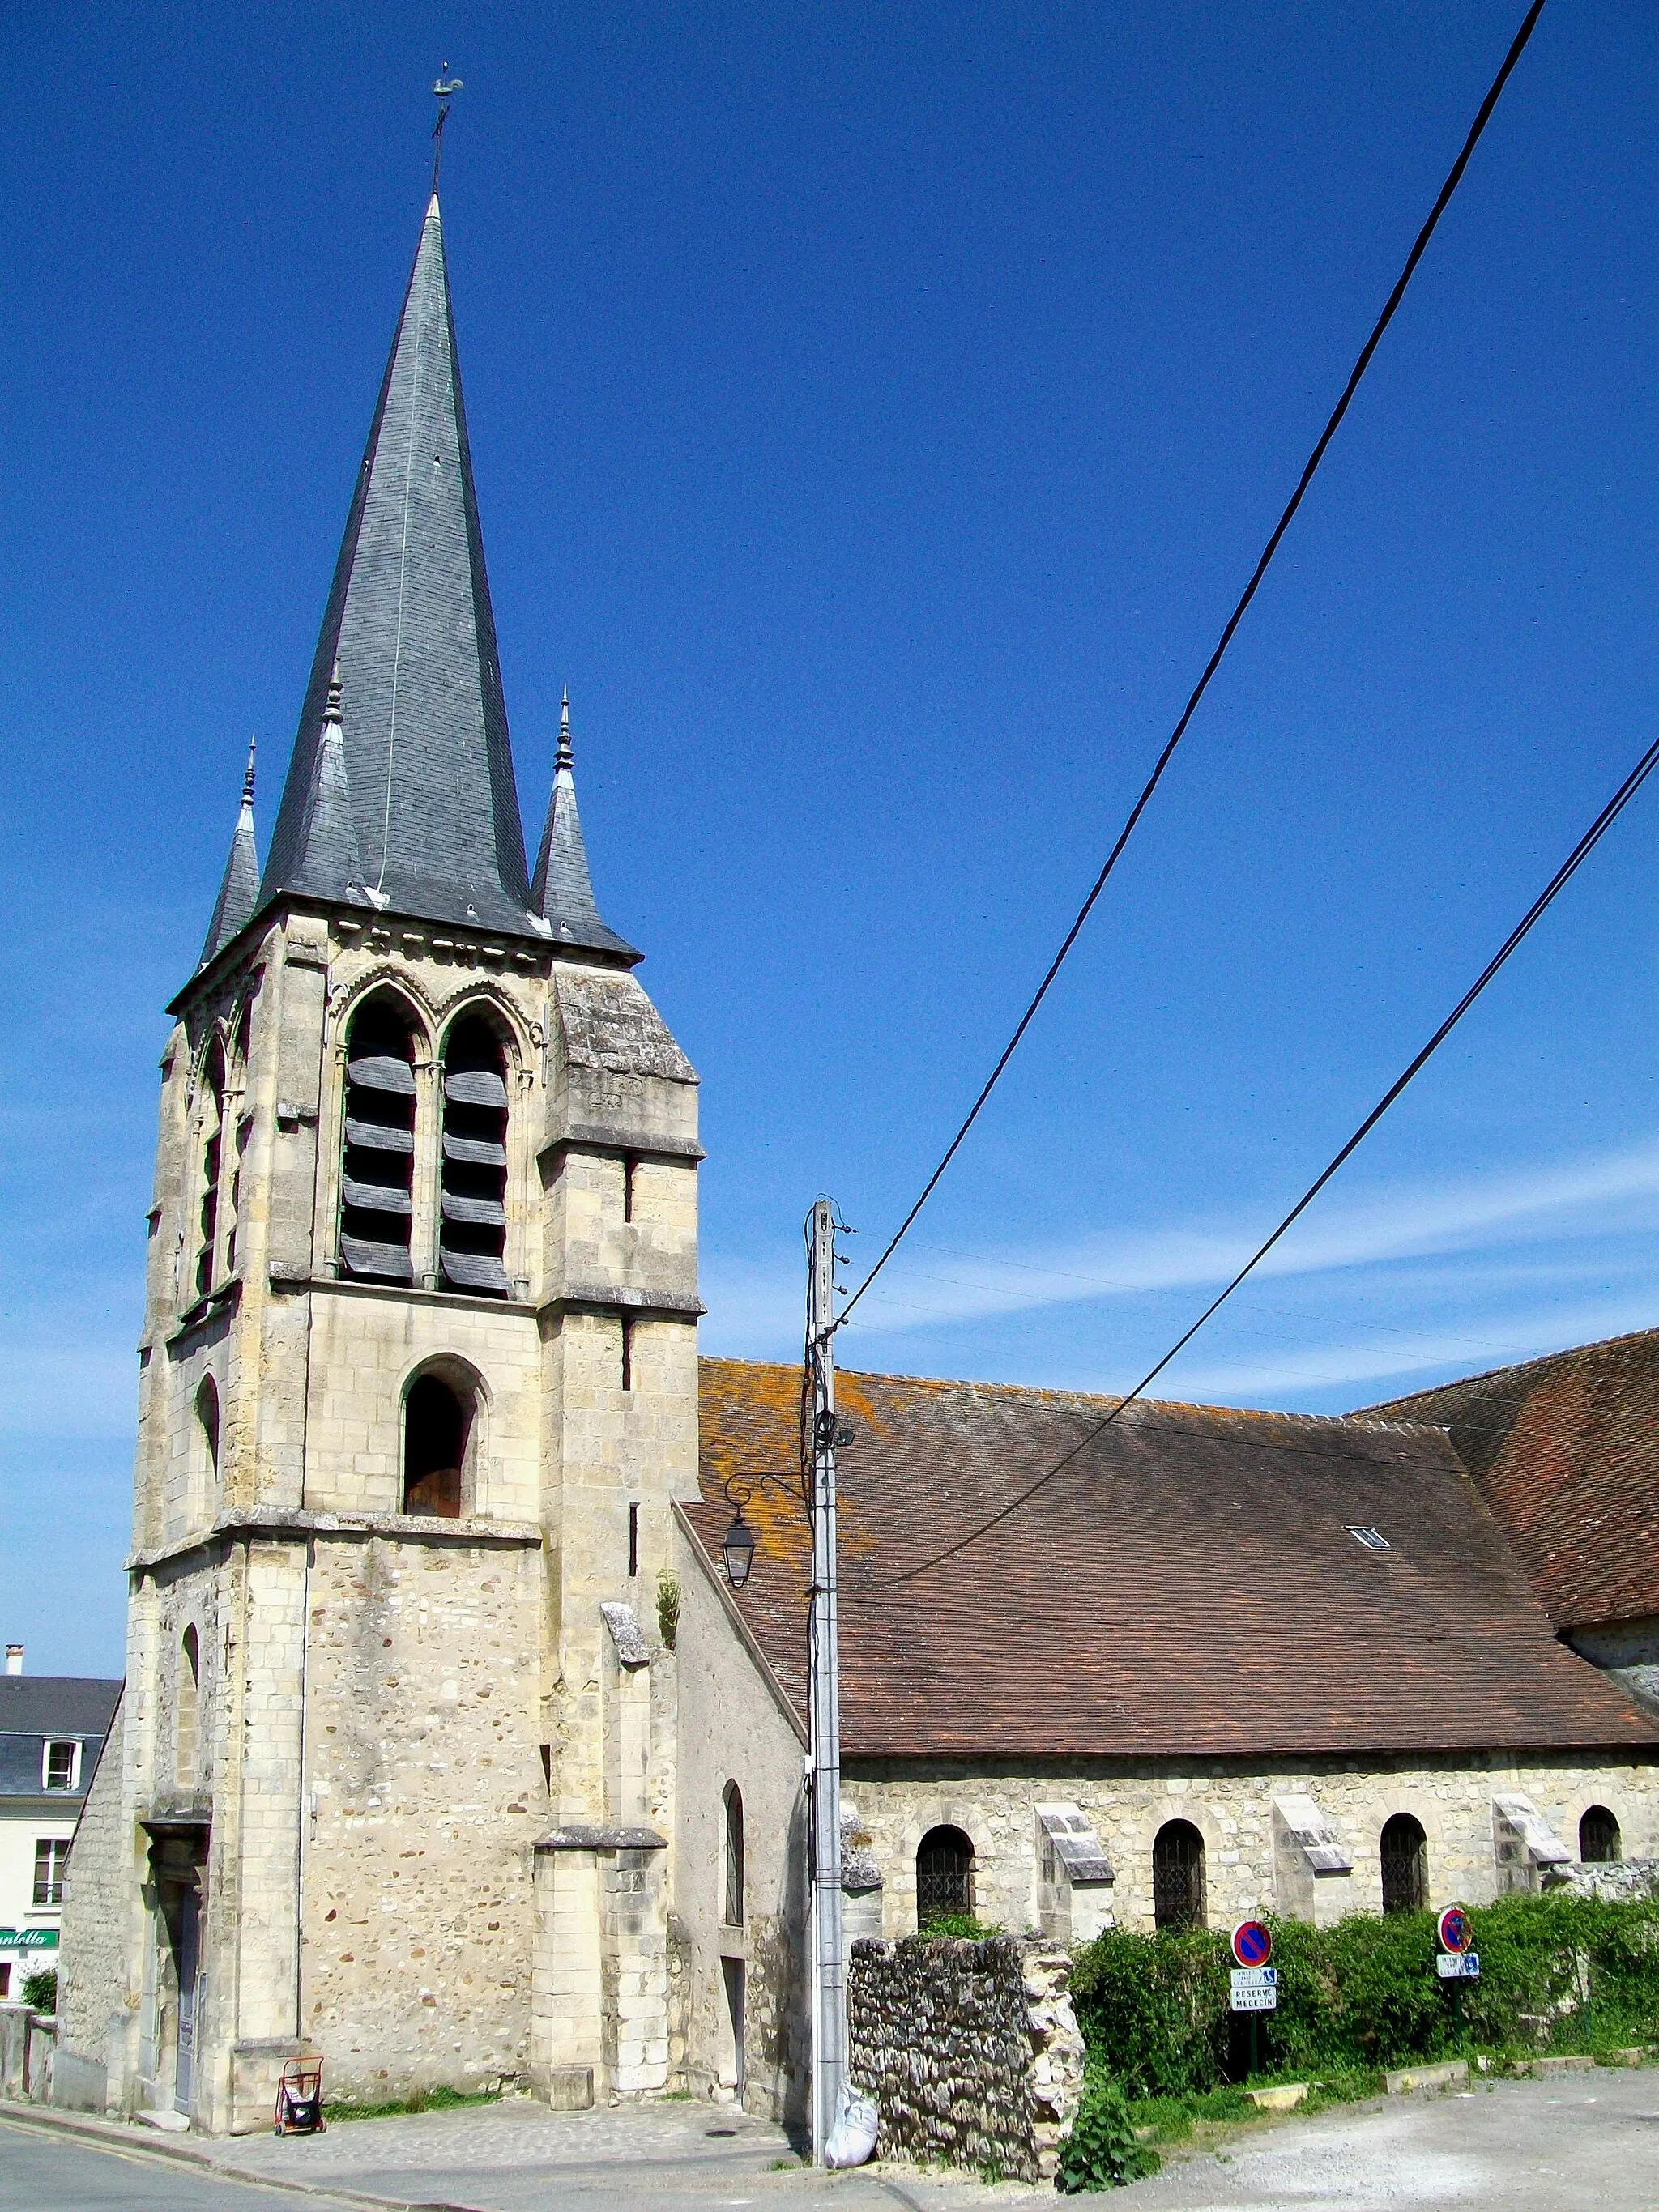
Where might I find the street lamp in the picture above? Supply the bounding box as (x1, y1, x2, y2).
(721, 1492, 758, 1590)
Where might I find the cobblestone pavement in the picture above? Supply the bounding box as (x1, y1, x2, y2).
(211, 2095, 1048, 2212)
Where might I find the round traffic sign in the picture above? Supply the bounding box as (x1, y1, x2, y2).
(1231, 1919, 1273, 1969)
(1438, 1905, 1472, 1954)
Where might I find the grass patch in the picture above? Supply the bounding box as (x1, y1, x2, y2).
(322, 2083, 501, 2124)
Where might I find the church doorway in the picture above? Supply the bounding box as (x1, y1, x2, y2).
(173, 1888, 201, 2115)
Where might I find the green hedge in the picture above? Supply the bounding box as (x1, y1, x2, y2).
(1070, 1895, 1659, 2095)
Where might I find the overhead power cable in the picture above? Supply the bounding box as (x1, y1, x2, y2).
(872, 719, 1659, 1588)
(834, 0, 1549, 1335)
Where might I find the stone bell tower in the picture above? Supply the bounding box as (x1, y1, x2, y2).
(79, 193, 702, 2132)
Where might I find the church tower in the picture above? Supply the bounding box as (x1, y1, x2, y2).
(92, 194, 702, 2129)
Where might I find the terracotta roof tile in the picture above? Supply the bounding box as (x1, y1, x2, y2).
(1360, 1328, 1659, 1633)
(689, 1358, 1657, 1762)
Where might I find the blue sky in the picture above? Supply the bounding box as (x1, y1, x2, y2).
(6, 2, 1659, 1673)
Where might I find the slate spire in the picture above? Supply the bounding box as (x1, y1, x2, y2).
(284, 663, 369, 902)
(199, 737, 261, 967)
(531, 693, 640, 961)
(258, 194, 535, 935)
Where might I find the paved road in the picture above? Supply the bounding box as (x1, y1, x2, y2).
(10, 2073, 1659, 2212)
(0, 2116, 346, 2211)
(1130, 2069, 1659, 2210)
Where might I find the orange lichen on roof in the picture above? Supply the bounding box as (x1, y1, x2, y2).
(688, 1355, 1657, 1763)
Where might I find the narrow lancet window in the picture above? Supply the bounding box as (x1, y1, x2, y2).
(194, 1042, 226, 1300)
(723, 1782, 745, 1925)
(339, 996, 418, 1283)
(177, 1626, 200, 1794)
(438, 1014, 510, 1296)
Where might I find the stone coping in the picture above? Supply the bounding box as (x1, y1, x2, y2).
(128, 1506, 544, 1571)
(535, 1825, 667, 1852)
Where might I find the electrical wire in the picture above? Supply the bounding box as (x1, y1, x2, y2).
(870, 719, 1659, 1588)
(834, 0, 1549, 1336)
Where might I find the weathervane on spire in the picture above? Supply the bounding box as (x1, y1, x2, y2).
(432, 65, 463, 193)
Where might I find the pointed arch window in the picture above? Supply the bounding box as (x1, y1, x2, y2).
(177, 1626, 200, 1795)
(339, 995, 418, 1284)
(439, 1013, 510, 1297)
(723, 1782, 745, 1926)
(194, 1042, 226, 1300)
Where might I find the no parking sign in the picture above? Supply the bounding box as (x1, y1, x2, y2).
(1230, 1921, 1277, 2013)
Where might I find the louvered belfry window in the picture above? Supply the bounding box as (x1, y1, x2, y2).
(339, 998, 418, 1283)
(439, 1015, 510, 1297)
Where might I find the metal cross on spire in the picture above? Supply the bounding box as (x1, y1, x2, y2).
(432, 65, 463, 192)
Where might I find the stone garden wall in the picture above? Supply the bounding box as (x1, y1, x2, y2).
(847, 1936, 1083, 2180)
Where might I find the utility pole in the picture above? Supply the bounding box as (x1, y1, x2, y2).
(805, 1196, 845, 2162)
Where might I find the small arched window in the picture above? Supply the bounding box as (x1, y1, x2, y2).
(195, 1042, 226, 1299)
(723, 1782, 745, 1926)
(916, 1825, 974, 1928)
(1152, 1819, 1206, 1929)
(340, 995, 418, 1284)
(177, 1626, 200, 1794)
(1380, 1813, 1429, 1912)
(438, 1012, 510, 1297)
(403, 1370, 475, 1518)
(1580, 1805, 1621, 1863)
(193, 1376, 220, 1512)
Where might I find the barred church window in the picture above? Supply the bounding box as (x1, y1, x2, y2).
(177, 1626, 200, 1793)
(916, 1825, 973, 1926)
(403, 1371, 473, 1517)
(1152, 1819, 1206, 1929)
(194, 1042, 226, 1299)
(1380, 1813, 1428, 1912)
(438, 1013, 510, 1296)
(33, 1838, 68, 1907)
(1580, 1805, 1621, 1862)
(340, 995, 418, 1283)
(723, 1781, 745, 1926)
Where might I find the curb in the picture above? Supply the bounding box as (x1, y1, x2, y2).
(0, 2099, 482, 2212)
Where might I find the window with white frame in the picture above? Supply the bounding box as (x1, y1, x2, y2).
(42, 1741, 79, 1792)
(33, 1837, 69, 1907)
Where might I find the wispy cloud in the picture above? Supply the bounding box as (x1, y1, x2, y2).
(699, 1136, 1659, 1394)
